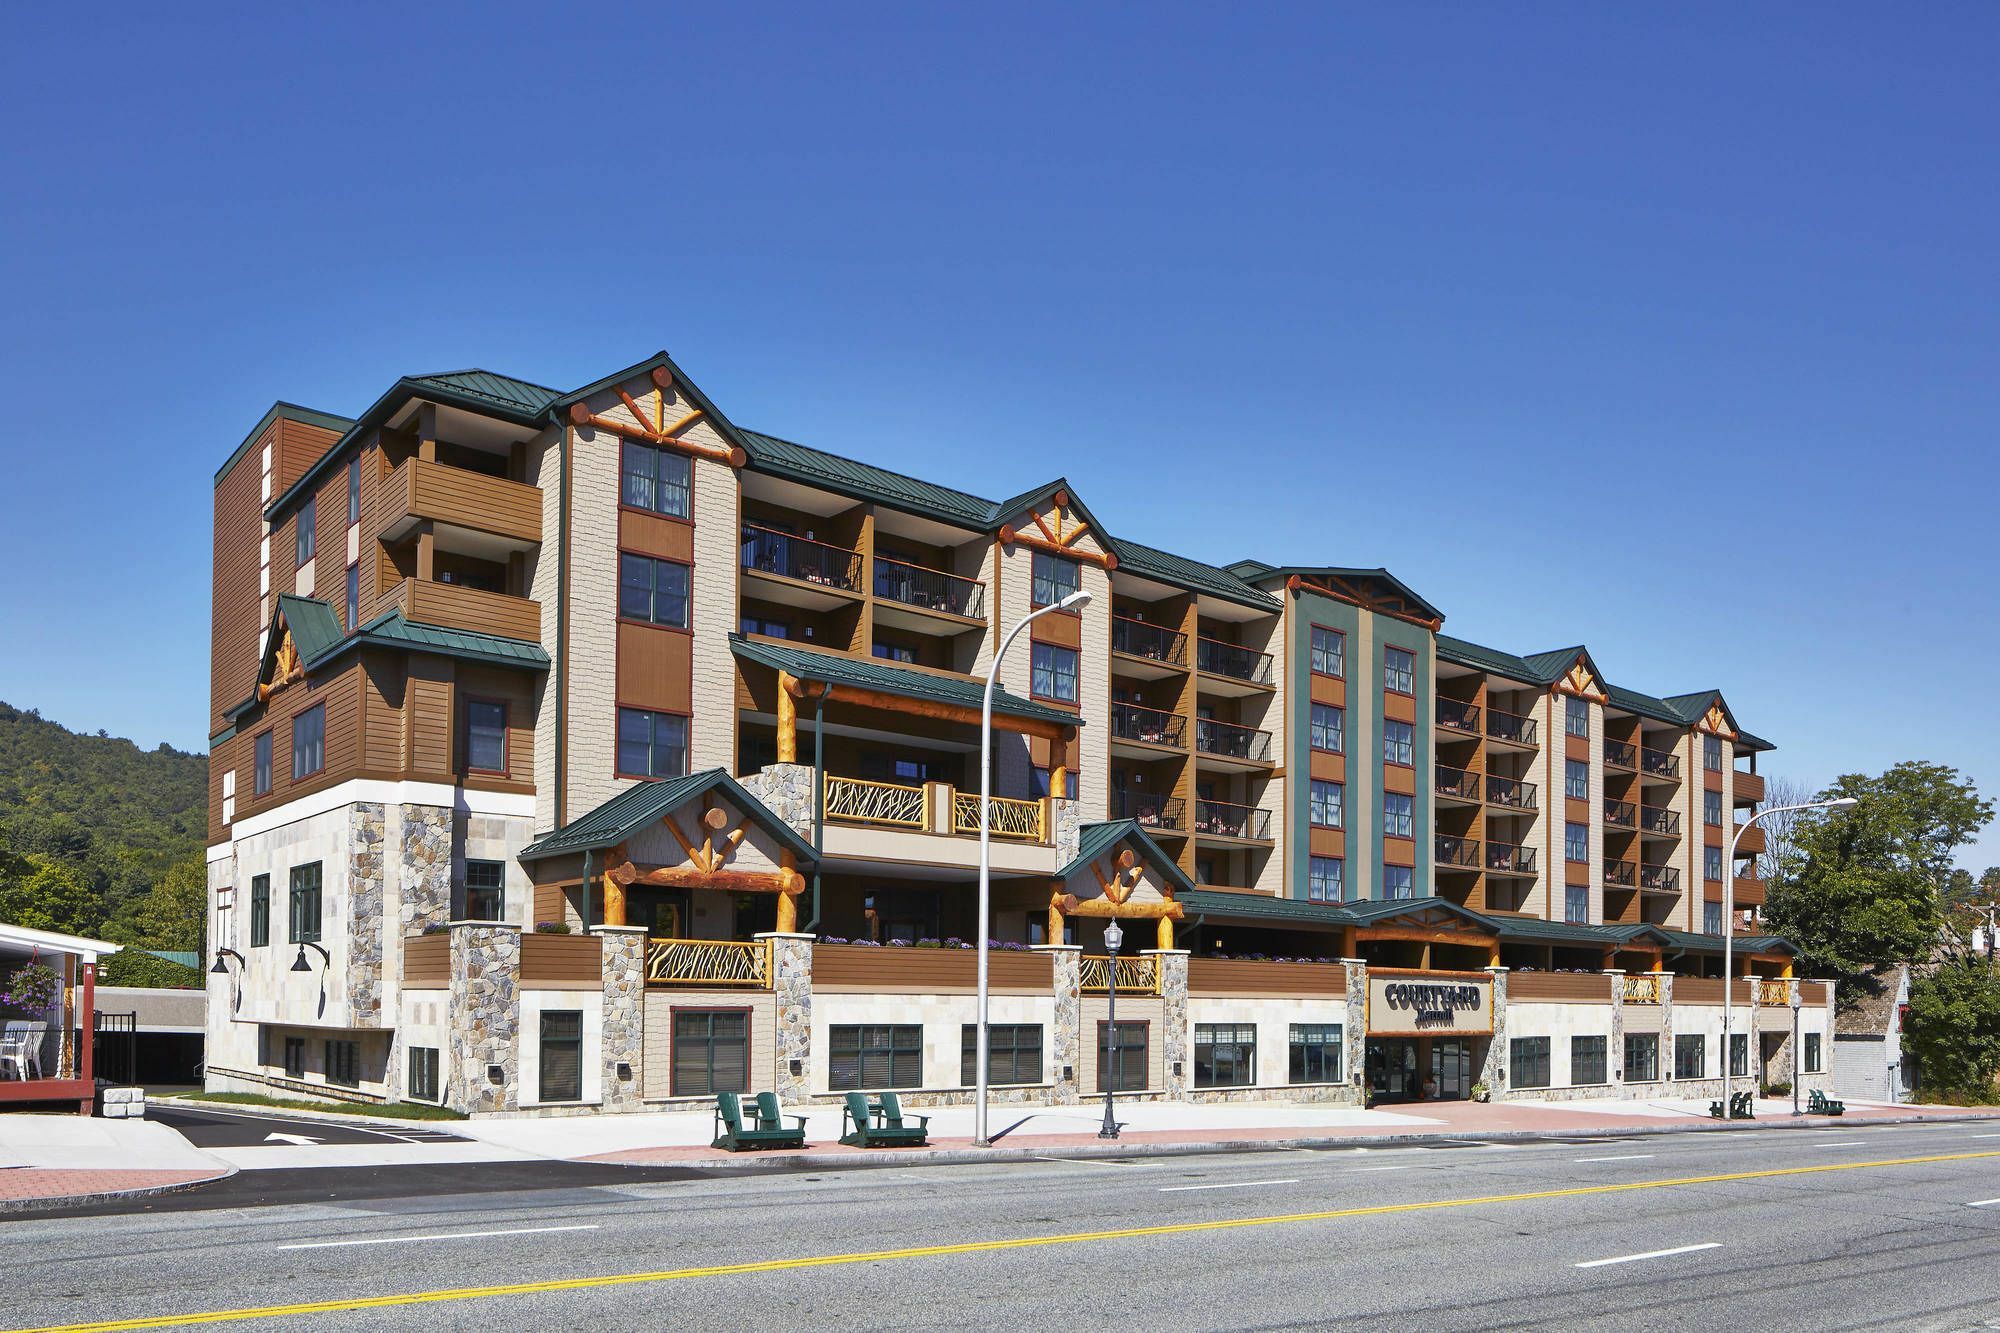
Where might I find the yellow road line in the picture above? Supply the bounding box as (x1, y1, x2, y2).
(18, 1147, 2000, 1333)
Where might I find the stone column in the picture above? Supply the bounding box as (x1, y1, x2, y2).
(449, 923, 520, 1114)
(1342, 958, 1368, 1102)
(346, 802, 387, 1028)
(1052, 797, 1082, 865)
(1038, 944, 1082, 1104)
(596, 926, 648, 1113)
(1659, 971, 1676, 1083)
(761, 932, 815, 1104)
(1147, 949, 1190, 1100)
(1606, 969, 1626, 1089)
(399, 803, 454, 932)
(1479, 966, 1509, 1099)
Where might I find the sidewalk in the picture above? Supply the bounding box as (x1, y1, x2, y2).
(0, 1114, 233, 1211)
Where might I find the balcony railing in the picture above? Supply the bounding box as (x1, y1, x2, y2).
(1112, 790, 1186, 833)
(1436, 835, 1482, 869)
(1111, 617, 1189, 668)
(380, 577, 541, 643)
(1437, 699, 1481, 735)
(952, 792, 1047, 842)
(823, 775, 927, 829)
(1485, 775, 1539, 811)
(1195, 638, 1274, 686)
(645, 937, 771, 988)
(1734, 769, 1766, 804)
(386, 457, 542, 546)
(1195, 718, 1273, 763)
(1436, 765, 1482, 802)
(1604, 739, 1639, 770)
(1622, 973, 1662, 1004)
(1111, 703, 1186, 749)
(1604, 799, 1637, 829)
(1193, 799, 1271, 841)
(873, 556, 984, 619)
(1080, 954, 1159, 994)
(1639, 863, 1681, 892)
(1640, 746, 1681, 778)
(1487, 709, 1539, 746)
(1639, 805, 1681, 835)
(1487, 842, 1538, 874)
(740, 524, 863, 592)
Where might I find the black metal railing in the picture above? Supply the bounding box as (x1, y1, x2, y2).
(1195, 718, 1273, 763)
(1604, 799, 1637, 828)
(1604, 739, 1639, 769)
(1195, 638, 1274, 685)
(1111, 617, 1188, 668)
(1436, 765, 1481, 802)
(1640, 746, 1681, 778)
(1639, 863, 1681, 891)
(1605, 859, 1638, 887)
(1487, 709, 1539, 746)
(1486, 775, 1539, 811)
(740, 524, 863, 592)
(1193, 799, 1272, 841)
(1487, 842, 1538, 874)
(1111, 790, 1186, 833)
(1639, 805, 1681, 835)
(1436, 835, 1482, 869)
(1111, 703, 1186, 749)
(873, 556, 984, 619)
(1437, 699, 1481, 734)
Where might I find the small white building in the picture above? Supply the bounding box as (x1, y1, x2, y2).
(1832, 963, 1911, 1103)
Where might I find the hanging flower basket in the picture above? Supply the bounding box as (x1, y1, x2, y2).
(0, 963, 62, 1016)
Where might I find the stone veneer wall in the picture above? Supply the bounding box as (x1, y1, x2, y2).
(1342, 959, 1368, 1098)
(449, 924, 520, 1113)
(345, 802, 386, 1027)
(1479, 967, 1510, 1096)
(1151, 950, 1189, 1099)
(1043, 945, 1082, 1104)
(598, 926, 647, 1113)
(1053, 796, 1081, 866)
(399, 803, 453, 931)
(767, 933, 814, 1104)
(737, 765, 814, 839)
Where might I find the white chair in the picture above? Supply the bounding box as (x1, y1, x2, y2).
(0, 1022, 39, 1081)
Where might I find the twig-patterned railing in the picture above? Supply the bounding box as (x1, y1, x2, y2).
(1755, 978, 1794, 1007)
(824, 776, 927, 828)
(1621, 973, 1662, 1004)
(645, 937, 771, 988)
(953, 792, 1046, 842)
(1079, 954, 1159, 994)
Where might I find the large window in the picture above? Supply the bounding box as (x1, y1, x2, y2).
(325, 1038, 359, 1088)
(1704, 790, 1723, 827)
(1565, 696, 1589, 738)
(1289, 1024, 1343, 1083)
(1310, 626, 1345, 678)
(1383, 646, 1415, 695)
(1565, 821, 1589, 863)
(1031, 550, 1080, 607)
(295, 496, 316, 566)
(288, 863, 322, 944)
(1729, 1032, 1749, 1078)
(1804, 1033, 1823, 1073)
(1030, 642, 1079, 703)
(1704, 734, 1722, 771)
(1674, 1033, 1706, 1080)
(1565, 759, 1588, 801)
(1194, 1024, 1256, 1088)
(464, 860, 505, 921)
(407, 1046, 439, 1102)
(345, 563, 359, 631)
(673, 1010, 750, 1097)
(1704, 846, 1724, 882)
(1565, 884, 1588, 924)
(347, 456, 361, 525)
(254, 731, 272, 796)
(539, 1010, 583, 1102)
(1309, 780, 1344, 829)
(1383, 864, 1415, 899)
(619, 553, 691, 628)
(1625, 1033, 1659, 1082)
(1704, 900, 1723, 934)
(292, 704, 325, 780)
(1511, 1037, 1551, 1089)
(830, 1024, 923, 1090)
(621, 440, 692, 518)
(617, 707, 689, 779)
(465, 699, 508, 774)
(1383, 792, 1414, 839)
(1096, 1021, 1148, 1093)
(1307, 856, 1346, 903)
(249, 874, 270, 947)
(1309, 703, 1345, 754)
(1382, 719, 1414, 767)
(961, 1024, 1044, 1086)
(1571, 1035, 1608, 1086)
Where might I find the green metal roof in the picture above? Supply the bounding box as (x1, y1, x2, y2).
(1520, 646, 1589, 682)
(1656, 928, 1797, 956)
(214, 402, 355, 485)
(141, 950, 203, 971)
(739, 429, 996, 527)
(273, 593, 347, 666)
(1110, 539, 1279, 611)
(1252, 566, 1446, 624)
(518, 768, 815, 864)
(1603, 682, 1692, 726)
(1059, 821, 1198, 899)
(729, 635, 1081, 729)
(1178, 889, 1355, 929)
(329, 610, 550, 671)
(406, 369, 562, 416)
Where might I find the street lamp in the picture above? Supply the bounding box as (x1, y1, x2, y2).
(1100, 919, 1123, 1140)
(1721, 795, 1857, 1118)
(974, 586, 1092, 1147)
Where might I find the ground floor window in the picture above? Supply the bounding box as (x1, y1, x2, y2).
(1675, 1033, 1706, 1080)
(407, 1046, 439, 1102)
(961, 1024, 1044, 1086)
(1728, 1032, 1749, 1078)
(1510, 1037, 1550, 1089)
(1097, 1021, 1148, 1093)
(464, 860, 505, 921)
(1804, 1033, 1823, 1073)
(325, 1039, 360, 1088)
(830, 1024, 923, 1091)
(539, 1010, 583, 1102)
(1624, 1033, 1659, 1082)
(1570, 1035, 1608, 1086)
(673, 1009, 750, 1097)
(1194, 1024, 1256, 1088)
(283, 1035, 305, 1079)
(1289, 1024, 1343, 1083)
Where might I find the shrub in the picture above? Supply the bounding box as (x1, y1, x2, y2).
(0, 962, 61, 1015)
(533, 921, 571, 934)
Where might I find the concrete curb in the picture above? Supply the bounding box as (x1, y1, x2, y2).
(0, 1166, 238, 1216)
(160, 1097, 469, 1132)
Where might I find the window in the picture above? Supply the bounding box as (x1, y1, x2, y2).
(1704, 900, 1723, 934)
(1510, 1036, 1551, 1089)
(1289, 1024, 1343, 1083)
(1704, 846, 1724, 882)
(1383, 864, 1415, 899)
(1382, 719, 1415, 767)
(1565, 884, 1588, 924)
(620, 439, 692, 518)
(325, 1038, 359, 1088)
(1383, 646, 1415, 695)
(1309, 626, 1345, 678)
(1096, 1021, 1148, 1093)
(1565, 821, 1589, 863)
(830, 1024, 923, 1090)
(1565, 759, 1588, 800)
(291, 704, 325, 780)
(1307, 856, 1346, 904)
(1030, 550, 1080, 607)
(1309, 780, 1344, 829)
(1571, 1035, 1608, 1086)
(288, 863, 322, 944)
(347, 457, 361, 525)
(253, 731, 272, 796)
(1625, 1033, 1659, 1082)
(465, 699, 508, 774)
(1309, 703, 1345, 754)
(872, 641, 916, 664)
(249, 875, 270, 947)
(673, 1010, 750, 1097)
(618, 553, 691, 628)
(407, 1046, 439, 1102)
(1565, 696, 1589, 738)
(283, 1036, 305, 1079)
(1728, 1032, 1749, 1078)
(1675, 1033, 1706, 1080)
(295, 496, 316, 566)
(1704, 734, 1722, 772)
(739, 614, 789, 638)
(1383, 793, 1414, 839)
(1804, 1033, 1823, 1073)
(539, 1010, 583, 1102)
(1194, 1023, 1256, 1088)
(962, 1024, 1044, 1086)
(464, 860, 505, 920)
(617, 707, 689, 778)
(1703, 790, 1723, 827)
(1030, 642, 1079, 702)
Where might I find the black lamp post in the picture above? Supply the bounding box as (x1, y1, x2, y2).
(1100, 920, 1123, 1140)
(1790, 983, 1804, 1117)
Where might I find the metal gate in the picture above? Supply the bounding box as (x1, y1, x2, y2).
(93, 1011, 137, 1085)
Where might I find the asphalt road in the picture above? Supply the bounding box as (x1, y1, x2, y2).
(146, 1104, 470, 1148)
(12, 1120, 2000, 1331)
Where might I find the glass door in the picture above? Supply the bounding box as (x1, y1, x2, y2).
(1368, 1039, 1420, 1101)
(1431, 1039, 1474, 1100)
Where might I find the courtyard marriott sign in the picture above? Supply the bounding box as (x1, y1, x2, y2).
(1367, 972, 1494, 1036)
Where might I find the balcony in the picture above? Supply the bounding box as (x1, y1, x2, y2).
(645, 937, 771, 989)
(1111, 703, 1186, 752)
(1638, 805, 1681, 836)
(1437, 699, 1481, 736)
(1733, 873, 1766, 907)
(952, 791, 1047, 841)
(1604, 858, 1638, 887)
(1622, 973, 1662, 1004)
(1487, 842, 1538, 876)
(1604, 739, 1638, 770)
(1486, 709, 1539, 748)
(1640, 746, 1681, 780)
(1604, 799, 1637, 829)
(380, 577, 540, 643)
(739, 525, 863, 605)
(1193, 798, 1271, 843)
(1485, 775, 1539, 812)
(382, 457, 542, 549)
(1195, 717, 1273, 768)
(872, 556, 984, 623)
(820, 775, 1049, 844)
(1111, 790, 1187, 836)
(1435, 764, 1481, 805)
(1194, 638, 1274, 693)
(1080, 954, 1159, 995)
(1733, 824, 1767, 856)
(1639, 863, 1681, 892)
(1436, 834, 1481, 870)
(1734, 769, 1766, 805)
(1111, 618, 1189, 674)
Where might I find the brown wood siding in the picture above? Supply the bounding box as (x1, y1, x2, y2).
(1309, 828, 1346, 858)
(1309, 674, 1346, 707)
(406, 658, 453, 778)
(1033, 611, 1083, 650)
(1565, 796, 1589, 824)
(1383, 691, 1416, 725)
(455, 663, 537, 785)
(619, 509, 695, 562)
(389, 457, 542, 544)
(1309, 751, 1346, 784)
(1383, 764, 1414, 795)
(1674, 977, 1726, 1004)
(1187, 957, 1345, 997)
(521, 933, 603, 988)
(617, 622, 694, 714)
(1507, 972, 1611, 1003)
(402, 934, 449, 986)
(812, 944, 1052, 993)
(1383, 835, 1415, 866)
(219, 662, 366, 829)
(1802, 981, 1830, 1006)
(1565, 734, 1589, 762)
(362, 655, 406, 772)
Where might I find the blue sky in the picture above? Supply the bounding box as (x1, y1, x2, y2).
(2, 5, 1995, 865)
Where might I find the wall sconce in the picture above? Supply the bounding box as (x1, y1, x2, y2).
(210, 948, 246, 1014)
(290, 941, 331, 1018)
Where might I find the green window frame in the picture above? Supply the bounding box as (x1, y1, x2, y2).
(539, 1010, 584, 1102)
(1675, 1033, 1706, 1080)
(1729, 1032, 1749, 1077)
(1510, 1036, 1550, 1089)
(283, 1036, 305, 1079)
(1289, 1024, 1343, 1083)
(287, 863, 322, 944)
(830, 1024, 923, 1090)
(1194, 1023, 1256, 1088)
(1804, 1033, 1823, 1073)
(1624, 1033, 1659, 1082)
(249, 874, 270, 947)
(464, 860, 505, 921)
(672, 1009, 750, 1097)
(407, 1046, 439, 1102)
(1571, 1035, 1608, 1086)
(1096, 1021, 1148, 1093)
(960, 1024, 1044, 1086)
(325, 1038, 359, 1088)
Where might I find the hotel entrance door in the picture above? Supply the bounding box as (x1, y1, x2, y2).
(1367, 1038, 1421, 1101)
(1431, 1039, 1474, 1100)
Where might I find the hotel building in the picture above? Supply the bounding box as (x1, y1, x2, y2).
(205, 352, 1831, 1115)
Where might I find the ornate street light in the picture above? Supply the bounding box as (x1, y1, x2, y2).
(1100, 918, 1123, 1140)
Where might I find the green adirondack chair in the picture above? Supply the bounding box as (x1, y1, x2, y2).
(839, 1091, 930, 1148)
(711, 1091, 807, 1151)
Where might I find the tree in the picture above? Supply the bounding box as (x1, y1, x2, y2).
(104, 853, 206, 954)
(0, 851, 100, 936)
(1904, 962, 2000, 1099)
(1755, 774, 1816, 883)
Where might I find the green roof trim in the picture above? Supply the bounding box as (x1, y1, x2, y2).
(214, 402, 355, 485)
(1178, 889, 1355, 928)
(729, 635, 1081, 729)
(141, 950, 203, 971)
(273, 593, 347, 667)
(1059, 821, 1198, 899)
(327, 610, 551, 672)
(518, 768, 815, 864)
(406, 369, 561, 416)
(740, 428, 995, 527)
(1111, 539, 1279, 611)
(1248, 566, 1446, 624)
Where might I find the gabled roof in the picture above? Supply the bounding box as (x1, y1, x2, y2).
(1111, 539, 1280, 611)
(214, 402, 355, 485)
(729, 635, 1081, 729)
(406, 369, 562, 416)
(738, 429, 995, 527)
(270, 594, 346, 670)
(1263, 566, 1445, 626)
(1436, 635, 1546, 683)
(1603, 683, 1691, 726)
(1521, 645, 1590, 682)
(1178, 889, 1355, 928)
(336, 610, 550, 671)
(1338, 895, 1492, 930)
(1059, 821, 1198, 899)
(518, 769, 816, 864)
